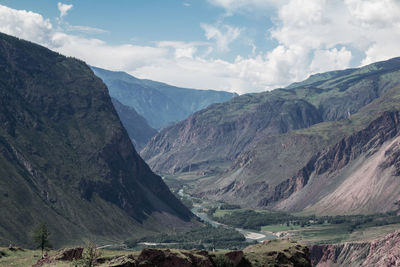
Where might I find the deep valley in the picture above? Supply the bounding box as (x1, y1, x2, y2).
(0, 13, 400, 266)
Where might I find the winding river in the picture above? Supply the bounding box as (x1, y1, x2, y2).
(178, 189, 277, 242)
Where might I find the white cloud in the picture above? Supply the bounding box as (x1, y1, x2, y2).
(51, 33, 169, 71)
(208, 0, 285, 14)
(310, 47, 352, 73)
(0, 5, 53, 45)
(157, 41, 209, 59)
(66, 24, 108, 34)
(345, 0, 400, 28)
(57, 2, 73, 18)
(201, 24, 241, 52)
(267, 0, 400, 81)
(1, 2, 400, 95)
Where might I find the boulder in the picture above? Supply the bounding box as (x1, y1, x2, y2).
(225, 251, 251, 267)
(55, 247, 83, 261)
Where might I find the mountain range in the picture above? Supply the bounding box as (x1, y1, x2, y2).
(91, 66, 237, 130)
(142, 57, 400, 215)
(0, 32, 194, 248)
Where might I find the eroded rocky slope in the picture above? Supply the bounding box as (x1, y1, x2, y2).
(274, 111, 400, 214)
(310, 230, 400, 267)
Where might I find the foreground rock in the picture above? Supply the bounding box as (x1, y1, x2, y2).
(33, 247, 83, 266)
(30, 240, 311, 266)
(54, 247, 83, 261)
(310, 230, 400, 267)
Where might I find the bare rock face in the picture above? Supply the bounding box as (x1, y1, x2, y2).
(225, 251, 251, 267)
(137, 248, 214, 267)
(55, 247, 83, 261)
(310, 230, 400, 267)
(108, 255, 138, 267)
(274, 111, 400, 214)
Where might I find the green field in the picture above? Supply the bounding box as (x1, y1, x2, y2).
(291, 224, 351, 244)
(261, 224, 301, 233)
(213, 209, 234, 218)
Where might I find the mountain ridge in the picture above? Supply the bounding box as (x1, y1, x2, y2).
(91, 66, 238, 129)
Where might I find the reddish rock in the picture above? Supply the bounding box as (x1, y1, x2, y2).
(108, 255, 138, 267)
(311, 230, 400, 267)
(138, 248, 214, 267)
(55, 247, 83, 261)
(225, 251, 251, 267)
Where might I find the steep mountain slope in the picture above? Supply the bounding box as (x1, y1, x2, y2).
(196, 85, 400, 212)
(111, 98, 157, 150)
(142, 93, 323, 173)
(143, 58, 400, 173)
(142, 58, 400, 213)
(91, 66, 238, 129)
(274, 110, 400, 214)
(0, 32, 193, 248)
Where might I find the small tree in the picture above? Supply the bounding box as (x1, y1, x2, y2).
(33, 222, 51, 255)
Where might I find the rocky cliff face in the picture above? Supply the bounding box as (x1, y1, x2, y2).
(310, 230, 400, 267)
(0, 32, 193, 248)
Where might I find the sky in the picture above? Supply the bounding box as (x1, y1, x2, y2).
(0, 0, 400, 94)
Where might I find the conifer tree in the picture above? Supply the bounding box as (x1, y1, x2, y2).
(33, 222, 51, 255)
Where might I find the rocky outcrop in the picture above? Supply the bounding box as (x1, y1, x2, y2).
(108, 255, 138, 267)
(40, 241, 311, 267)
(310, 230, 400, 267)
(225, 251, 251, 267)
(137, 248, 214, 267)
(54, 247, 83, 261)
